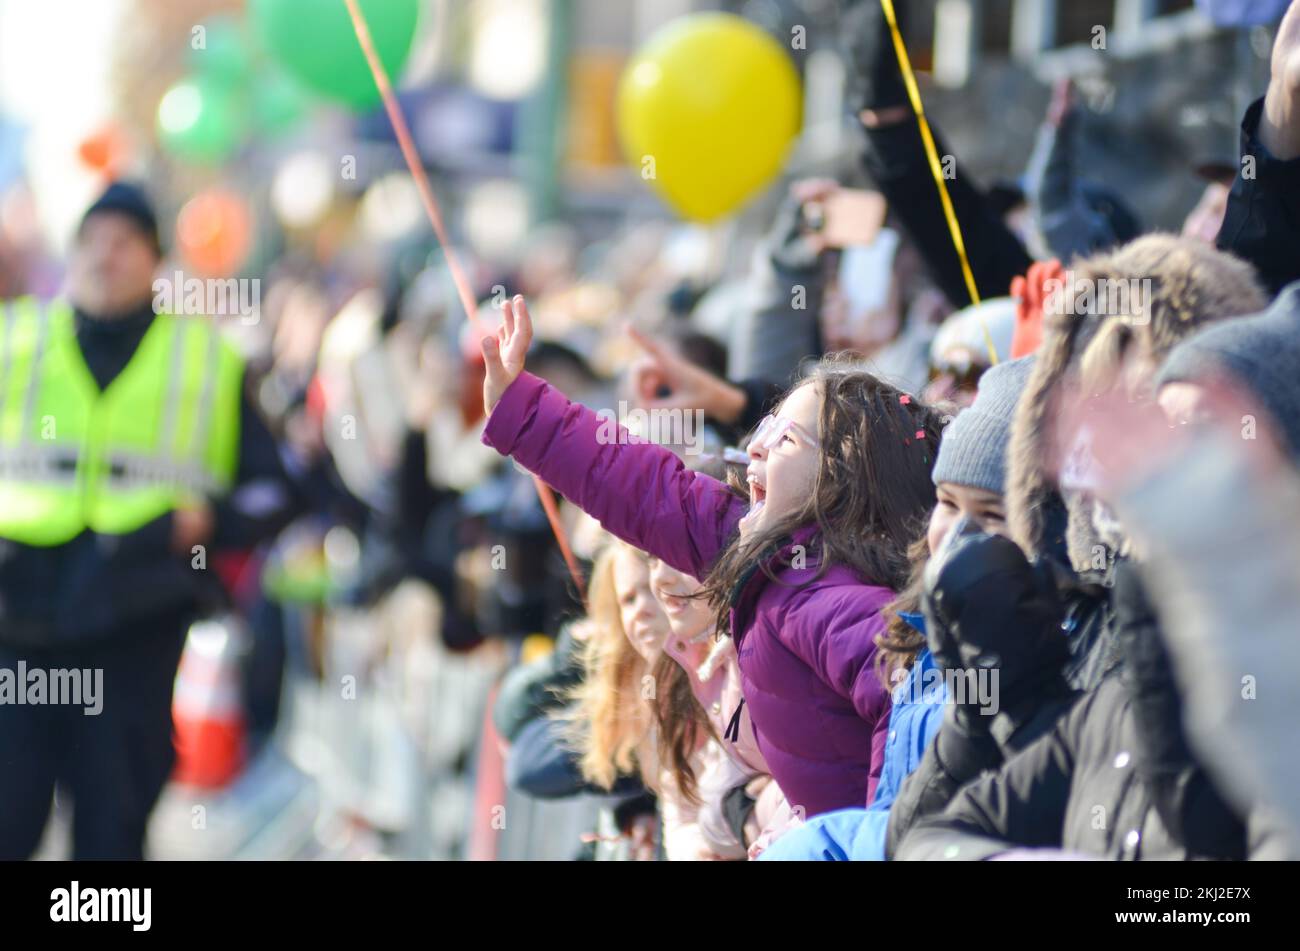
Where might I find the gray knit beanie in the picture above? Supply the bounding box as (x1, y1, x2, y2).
(1157, 280, 1300, 458)
(932, 356, 1036, 494)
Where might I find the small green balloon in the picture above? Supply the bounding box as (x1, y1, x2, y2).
(189, 16, 252, 87)
(157, 76, 248, 165)
(254, 70, 311, 135)
(250, 0, 420, 110)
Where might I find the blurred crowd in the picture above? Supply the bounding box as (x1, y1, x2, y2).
(3, 0, 1300, 862)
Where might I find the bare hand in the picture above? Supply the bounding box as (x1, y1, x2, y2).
(627, 813, 657, 862)
(627, 326, 746, 424)
(482, 295, 533, 414)
(1274, 1, 1300, 93)
(1263, 0, 1300, 159)
(1047, 77, 1074, 128)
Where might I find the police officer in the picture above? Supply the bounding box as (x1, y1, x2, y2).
(0, 182, 294, 859)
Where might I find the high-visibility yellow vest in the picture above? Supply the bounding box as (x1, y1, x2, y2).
(0, 297, 243, 547)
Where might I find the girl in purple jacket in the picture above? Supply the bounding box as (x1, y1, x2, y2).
(480, 296, 942, 818)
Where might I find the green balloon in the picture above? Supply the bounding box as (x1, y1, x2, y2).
(254, 69, 311, 135)
(250, 0, 420, 110)
(157, 75, 248, 165)
(189, 16, 252, 87)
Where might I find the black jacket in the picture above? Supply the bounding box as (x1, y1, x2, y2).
(896, 672, 1244, 861)
(0, 306, 295, 648)
(1217, 97, 1300, 298)
(861, 117, 1033, 308)
(894, 561, 1246, 861)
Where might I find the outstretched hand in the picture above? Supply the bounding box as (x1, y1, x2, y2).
(482, 295, 533, 414)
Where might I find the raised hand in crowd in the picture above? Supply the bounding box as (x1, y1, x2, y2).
(482, 294, 534, 413)
(1263, 0, 1300, 159)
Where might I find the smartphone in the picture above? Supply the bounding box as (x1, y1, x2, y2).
(804, 189, 888, 248)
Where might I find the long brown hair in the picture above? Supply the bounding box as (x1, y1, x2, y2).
(650, 651, 714, 805)
(648, 452, 733, 806)
(702, 357, 944, 636)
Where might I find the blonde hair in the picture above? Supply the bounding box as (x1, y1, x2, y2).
(562, 542, 655, 790)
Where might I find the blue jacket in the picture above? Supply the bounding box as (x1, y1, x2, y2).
(760, 618, 945, 861)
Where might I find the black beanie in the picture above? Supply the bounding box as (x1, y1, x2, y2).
(79, 181, 161, 255)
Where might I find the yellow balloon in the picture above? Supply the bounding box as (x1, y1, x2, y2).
(618, 14, 802, 223)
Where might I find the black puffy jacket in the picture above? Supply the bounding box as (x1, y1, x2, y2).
(895, 559, 1247, 861)
(896, 671, 1244, 861)
(885, 569, 1112, 858)
(887, 555, 1247, 860)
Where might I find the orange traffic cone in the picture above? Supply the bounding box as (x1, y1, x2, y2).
(172, 617, 248, 789)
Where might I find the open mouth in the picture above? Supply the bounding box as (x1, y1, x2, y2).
(746, 472, 767, 517)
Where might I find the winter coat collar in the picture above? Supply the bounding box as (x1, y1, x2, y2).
(727, 524, 869, 643)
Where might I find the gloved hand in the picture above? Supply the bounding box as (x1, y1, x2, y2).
(923, 525, 1070, 732)
(842, 0, 910, 116)
(766, 187, 832, 273)
(1009, 258, 1064, 358)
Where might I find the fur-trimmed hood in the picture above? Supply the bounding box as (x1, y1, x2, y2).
(1006, 234, 1267, 565)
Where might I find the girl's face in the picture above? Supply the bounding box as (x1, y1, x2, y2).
(649, 558, 711, 641)
(612, 547, 669, 663)
(740, 383, 823, 538)
(927, 482, 1008, 554)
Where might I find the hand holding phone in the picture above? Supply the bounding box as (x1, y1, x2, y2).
(802, 188, 888, 248)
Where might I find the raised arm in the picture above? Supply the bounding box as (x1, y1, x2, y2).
(1217, 0, 1300, 295)
(481, 296, 746, 579)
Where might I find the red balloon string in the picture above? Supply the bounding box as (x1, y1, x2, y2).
(343, 0, 587, 603)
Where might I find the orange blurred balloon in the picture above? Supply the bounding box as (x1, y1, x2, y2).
(77, 124, 129, 178)
(176, 190, 253, 277)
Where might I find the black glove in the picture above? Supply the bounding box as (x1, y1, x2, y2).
(766, 194, 827, 273)
(842, 0, 910, 116)
(923, 525, 1071, 733)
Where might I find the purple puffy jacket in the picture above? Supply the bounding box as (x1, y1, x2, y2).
(483, 373, 893, 816)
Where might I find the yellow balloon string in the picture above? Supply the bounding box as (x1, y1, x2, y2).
(878, 0, 999, 366)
